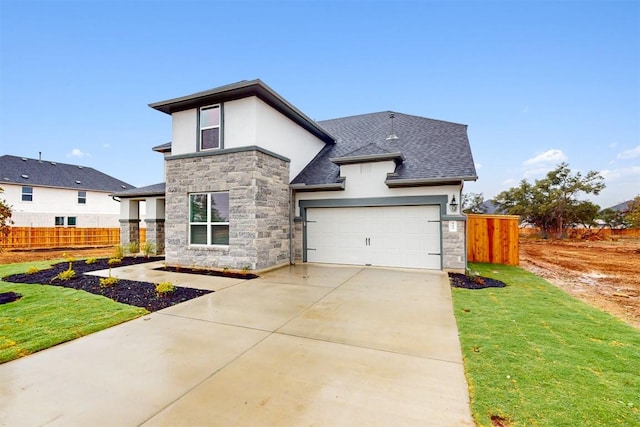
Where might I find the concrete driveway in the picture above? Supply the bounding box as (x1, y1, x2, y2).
(0, 264, 474, 426)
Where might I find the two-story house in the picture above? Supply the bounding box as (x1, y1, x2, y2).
(115, 80, 477, 272)
(1, 155, 133, 228)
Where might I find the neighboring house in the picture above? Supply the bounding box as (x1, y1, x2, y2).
(0, 155, 134, 228)
(115, 80, 477, 272)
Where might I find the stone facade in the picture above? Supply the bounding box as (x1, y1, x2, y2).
(165, 149, 290, 271)
(119, 219, 140, 247)
(442, 219, 466, 272)
(144, 219, 165, 255)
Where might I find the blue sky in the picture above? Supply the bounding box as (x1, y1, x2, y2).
(1, 0, 638, 208)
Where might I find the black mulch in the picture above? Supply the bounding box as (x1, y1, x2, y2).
(2, 257, 213, 312)
(154, 266, 258, 280)
(448, 273, 507, 290)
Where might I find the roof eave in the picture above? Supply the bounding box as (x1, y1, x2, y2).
(290, 182, 346, 192)
(385, 175, 477, 188)
(149, 80, 336, 144)
(330, 152, 405, 165)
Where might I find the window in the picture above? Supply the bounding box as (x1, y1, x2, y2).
(199, 105, 221, 150)
(78, 191, 86, 204)
(55, 216, 64, 226)
(189, 192, 229, 245)
(67, 217, 77, 227)
(21, 186, 33, 202)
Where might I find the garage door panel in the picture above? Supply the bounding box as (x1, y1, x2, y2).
(306, 205, 441, 269)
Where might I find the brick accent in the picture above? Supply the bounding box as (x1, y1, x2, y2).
(165, 150, 290, 270)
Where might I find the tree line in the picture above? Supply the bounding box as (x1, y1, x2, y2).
(463, 163, 640, 238)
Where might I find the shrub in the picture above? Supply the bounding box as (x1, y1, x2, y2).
(26, 266, 40, 274)
(85, 257, 97, 265)
(99, 276, 119, 287)
(53, 263, 76, 282)
(108, 257, 122, 266)
(155, 282, 175, 296)
(112, 245, 125, 259)
(127, 241, 139, 255)
(142, 241, 155, 257)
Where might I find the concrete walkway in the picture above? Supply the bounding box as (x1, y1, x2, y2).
(0, 263, 474, 426)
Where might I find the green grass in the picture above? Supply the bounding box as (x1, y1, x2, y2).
(452, 263, 640, 427)
(0, 260, 148, 364)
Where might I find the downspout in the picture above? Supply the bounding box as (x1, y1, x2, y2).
(289, 187, 295, 265)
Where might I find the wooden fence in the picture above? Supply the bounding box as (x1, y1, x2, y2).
(2, 227, 146, 250)
(520, 227, 640, 239)
(467, 214, 520, 266)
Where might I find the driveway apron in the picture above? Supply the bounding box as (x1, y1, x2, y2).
(0, 264, 474, 426)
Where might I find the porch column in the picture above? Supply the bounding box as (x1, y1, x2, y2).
(119, 199, 140, 247)
(144, 197, 165, 254)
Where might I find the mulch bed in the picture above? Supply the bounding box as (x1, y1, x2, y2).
(154, 265, 258, 280)
(2, 257, 213, 312)
(449, 273, 507, 290)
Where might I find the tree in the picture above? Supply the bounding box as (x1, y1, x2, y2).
(461, 192, 487, 214)
(494, 163, 605, 237)
(624, 195, 640, 228)
(598, 208, 629, 230)
(0, 187, 13, 251)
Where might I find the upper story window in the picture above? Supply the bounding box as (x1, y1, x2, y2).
(199, 105, 221, 150)
(78, 191, 87, 204)
(21, 186, 33, 202)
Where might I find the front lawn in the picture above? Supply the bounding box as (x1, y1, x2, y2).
(452, 263, 640, 426)
(0, 260, 147, 363)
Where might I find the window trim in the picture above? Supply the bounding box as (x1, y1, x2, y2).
(188, 191, 230, 246)
(78, 191, 87, 204)
(21, 186, 33, 202)
(55, 216, 65, 227)
(67, 216, 77, 227)
(198, 104, 222, 151)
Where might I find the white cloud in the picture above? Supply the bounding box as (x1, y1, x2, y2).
(475, 163, 482, 169)
(103, 143, 111, 149)
(67, 148, 90, 158)
(600, 166, 640, 182)
(608, 142, 617, 149)
(523, 149, 567, 166)
(617, 145, 640, 160)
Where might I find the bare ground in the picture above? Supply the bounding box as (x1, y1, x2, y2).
(0, 247, 116, 265)
(520, 238, 640, 329)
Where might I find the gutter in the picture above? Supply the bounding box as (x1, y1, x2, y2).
(289, 181, 345, 192)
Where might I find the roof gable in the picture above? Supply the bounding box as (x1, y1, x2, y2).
(0, 155, 134, 192)
(292, 111, 477, 186)
(149, 79, 335, 144)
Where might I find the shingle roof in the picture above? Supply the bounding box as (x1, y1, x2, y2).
(0, 155, 134, 192)
(292, 111, 477, 186)
(112, 182, 165, 198)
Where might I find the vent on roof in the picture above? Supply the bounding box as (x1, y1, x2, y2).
(75, 180, 82, 184)
(121, 185, 126, 189)
(21, 174, 28, 179)
(21, 157, 27, 161)
(386, 113, 399, 141)
(51, 162, 57, 165)
(78, 166, 83, 169)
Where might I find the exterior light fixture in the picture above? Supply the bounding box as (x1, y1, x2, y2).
(449, 195, 458, 212)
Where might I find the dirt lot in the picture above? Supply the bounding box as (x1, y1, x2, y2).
(520, 238, 640, 329)
(0, 247, 116, 265)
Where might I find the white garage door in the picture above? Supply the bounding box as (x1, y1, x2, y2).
(306, 205, 441, 269)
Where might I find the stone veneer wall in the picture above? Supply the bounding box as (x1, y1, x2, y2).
(119, 219, 140, 247)
(165, 150, 290, 271)
(442, 219, 466, 271)
(144, 219, 165, 255)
